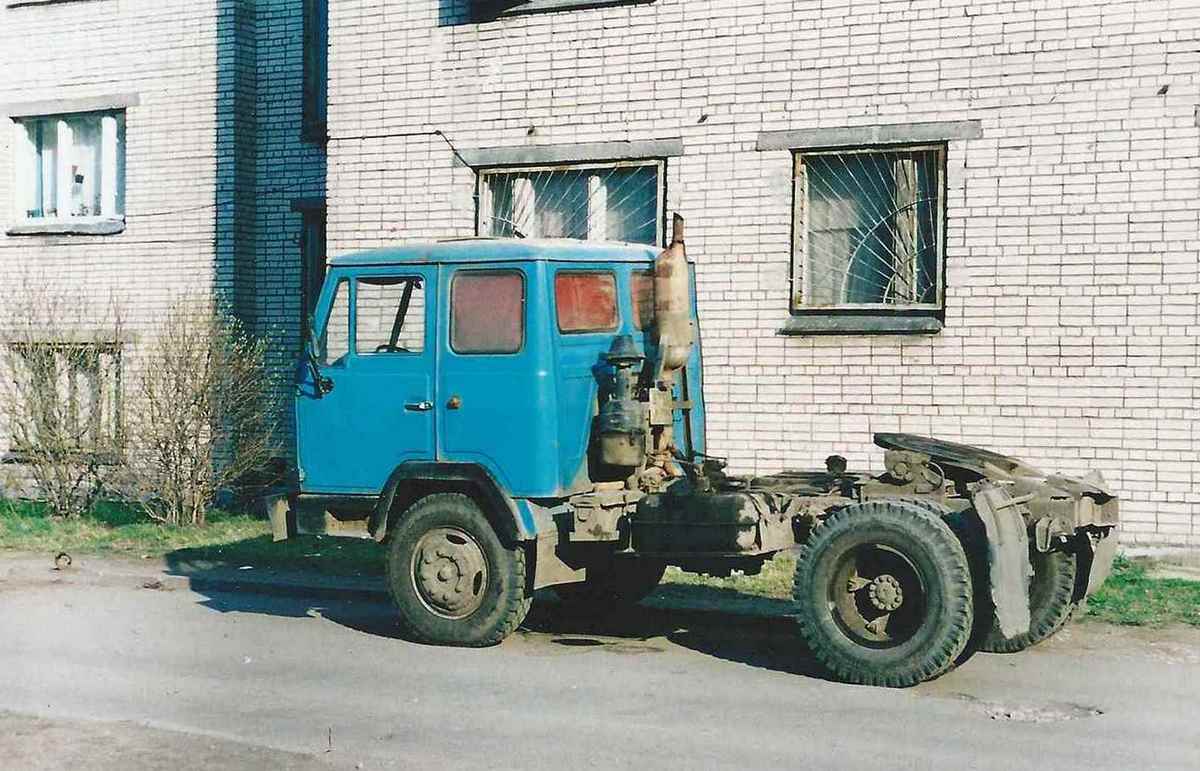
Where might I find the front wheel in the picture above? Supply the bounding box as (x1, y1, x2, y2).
(385, 493, 530, 647)
(793, 501, 974, 687)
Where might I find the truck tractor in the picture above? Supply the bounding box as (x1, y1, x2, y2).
(276, 215, 1119, 688)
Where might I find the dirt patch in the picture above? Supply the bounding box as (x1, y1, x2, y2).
(1, 711, 347, 771)
(951, 694, 1104, 723)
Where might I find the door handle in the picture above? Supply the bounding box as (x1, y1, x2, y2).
(405, 400, 434, 412)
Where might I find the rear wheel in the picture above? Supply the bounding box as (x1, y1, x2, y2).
(793, 501, 974, 687)
(977, 548, 1079, 653)
(554, 560, 665, 608)
(385, 493, 530, 646)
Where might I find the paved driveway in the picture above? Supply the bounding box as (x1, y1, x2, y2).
(1, 565, 1197, 770)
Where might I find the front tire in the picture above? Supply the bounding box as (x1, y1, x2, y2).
(793, 501, 974, 687)
(385, 493, 530, 647)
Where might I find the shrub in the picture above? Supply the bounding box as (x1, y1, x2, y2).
(127, 297, 278, 526)
(0, 288, 125, 518)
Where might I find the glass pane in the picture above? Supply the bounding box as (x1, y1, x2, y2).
(321, 280, 349, 364)
(555, 272, 617, 333)
(19, 119, 57, 219)
(451, 271, 524, 354)
(603, 166, 658, 244)
(69, 115, 104, 217)
(114, 113, 126, 216)
(355, 276, 425, 354)
(483, 164, 659, 245)
(802, 149, 940, 307)
(631, 271, 655, 330)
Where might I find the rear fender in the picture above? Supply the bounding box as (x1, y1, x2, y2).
(972, 484, 1033, 639)
(370, 462, 535, 545)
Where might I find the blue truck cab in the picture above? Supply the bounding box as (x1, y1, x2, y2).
(282, 219, 1119, 688)
(294, 238, 704, 536)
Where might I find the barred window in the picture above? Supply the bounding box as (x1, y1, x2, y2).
(792, 146, 944, 310)
(478, 161, 662, 246)
(6, 341, 123, 460)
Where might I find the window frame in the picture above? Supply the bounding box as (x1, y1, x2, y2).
(4, 340, 124, 463)
(8, 109, 127, 235)
(553, 270, 619, 335)
(476, 158, 666, 247)
(449, 269, 527, 356)
(790, 143, 947, 314)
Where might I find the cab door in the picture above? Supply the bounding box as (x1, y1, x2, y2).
(296, 266, 437, 493)
(435, 263, 558, 497)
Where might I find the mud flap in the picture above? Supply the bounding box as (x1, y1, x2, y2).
(1082, 529, 1119, 597)
(973, 485, 1032, 638)
(266, 494, 291, 542)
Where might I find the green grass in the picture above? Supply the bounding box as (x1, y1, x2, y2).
(2, 501, 1198, 626)
(1083, 555, 1200, 628)
(662, 554, 797, 599)
(0, 500, 384, 577)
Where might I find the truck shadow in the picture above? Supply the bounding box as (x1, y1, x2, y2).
(163, 546, 830, 681)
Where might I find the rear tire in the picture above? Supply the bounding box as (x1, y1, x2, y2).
(793, 501, 974, 688)
(977, 549, 1079, 653)
(385, 493, 530, 647)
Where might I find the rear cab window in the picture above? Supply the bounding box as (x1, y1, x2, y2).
(450, 270, 525, 354)
(555, 271, 618, 334)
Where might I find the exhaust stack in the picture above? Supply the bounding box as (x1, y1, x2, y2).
(653, 214, 694, 381)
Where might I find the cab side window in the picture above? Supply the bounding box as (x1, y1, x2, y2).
(555, 271, 617, 333)
(630, 270, 655, 331)
(451, 270, 524, 354)
(320, 279, 350, 364)
(355, 276, 426, 354)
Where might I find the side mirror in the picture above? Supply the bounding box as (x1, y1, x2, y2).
(303, 339, 333, 397)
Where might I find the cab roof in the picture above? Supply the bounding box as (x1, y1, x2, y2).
(328, 238, 667, 268)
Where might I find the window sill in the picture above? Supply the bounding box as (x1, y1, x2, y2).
(476, 0, 654, 20)
(6, 218, 125, 236)
(5, 0, 100, 7)
(777, 312, 943, 336)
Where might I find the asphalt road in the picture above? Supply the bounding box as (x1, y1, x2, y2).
(2, 568, 1198, 770)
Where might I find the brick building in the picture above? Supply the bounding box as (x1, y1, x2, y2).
(324, 0, 1199, 546)
(2, 0, 1197, 546)
(0, 0, 325, 469)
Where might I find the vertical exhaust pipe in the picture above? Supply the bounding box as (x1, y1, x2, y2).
(654, 214, 694, 380)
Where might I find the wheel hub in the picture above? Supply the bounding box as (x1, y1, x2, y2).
(868, 574, 904, 612)
(411, 527, 488, 619)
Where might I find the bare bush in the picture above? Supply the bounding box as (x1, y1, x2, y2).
(0, 287, 125, 518)
(127, 297, 278, 527)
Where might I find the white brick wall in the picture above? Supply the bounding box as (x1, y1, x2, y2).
(0, 0, 324, 475)
(327, 0, 1200, 546)
(0, 0, 224, 316)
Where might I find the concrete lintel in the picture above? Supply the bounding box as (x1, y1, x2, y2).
(6, 219, 126, 237)
(290, 196, 327, 212)
(756, 120, 982, 151)
(2, 93, 140, 119)
(459, 138, 683, 169)
(777, 313, 943, 336)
